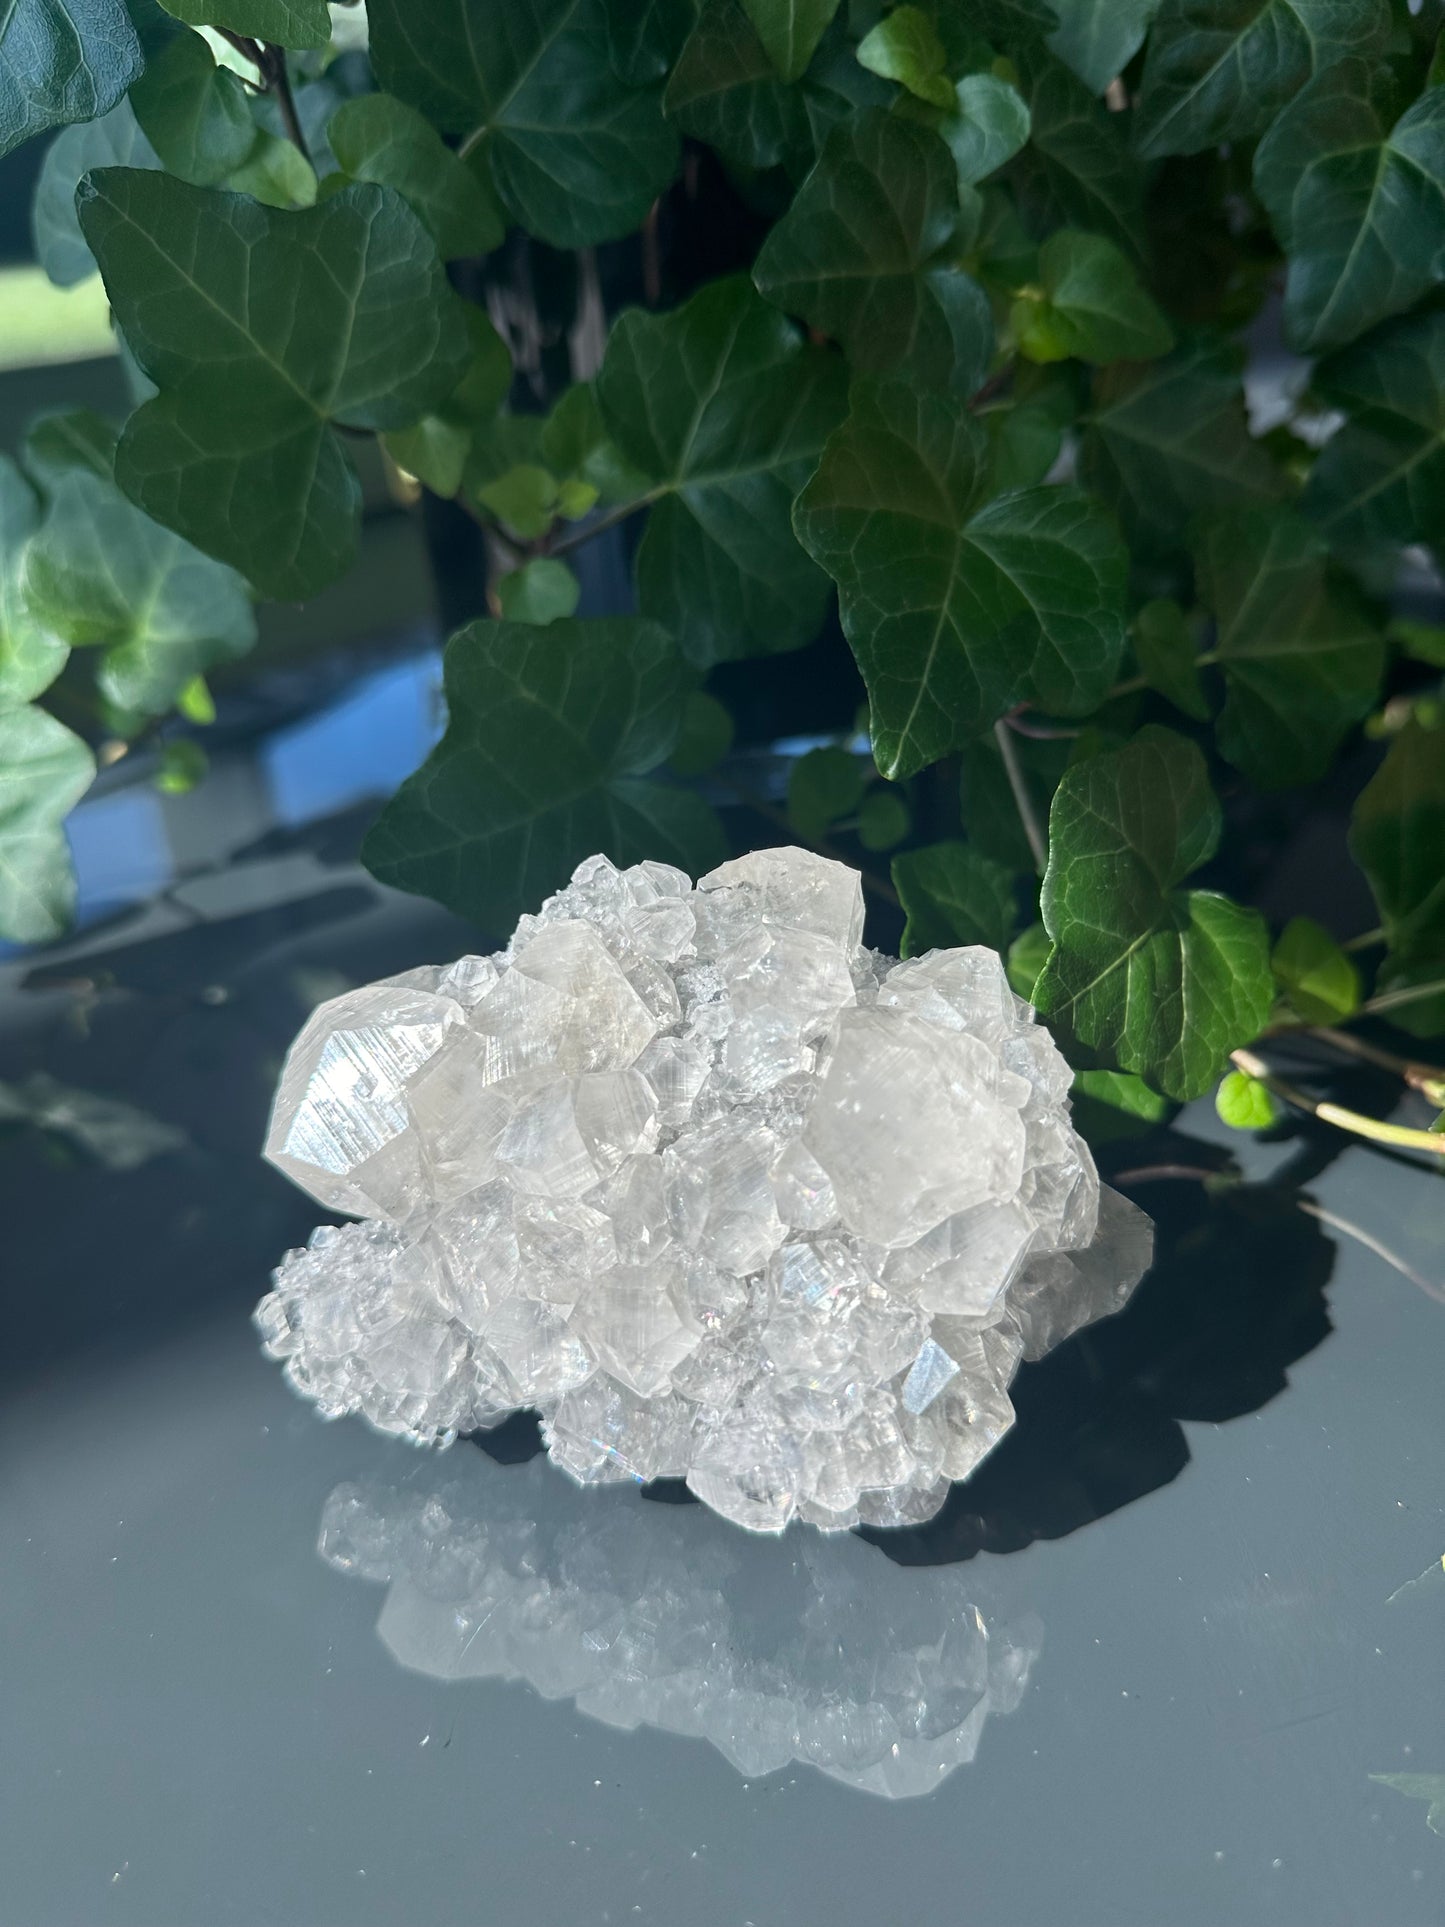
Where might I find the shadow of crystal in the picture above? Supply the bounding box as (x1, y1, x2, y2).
(318, 1454, 1041, 1799)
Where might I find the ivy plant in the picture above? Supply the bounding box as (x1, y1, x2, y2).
(2, 0, 1444, 1160)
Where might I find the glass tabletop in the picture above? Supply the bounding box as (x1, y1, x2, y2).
(3, 742, 1443, 1927)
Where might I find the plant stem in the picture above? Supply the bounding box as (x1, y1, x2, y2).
(1305, 1026, 1445, 1104)
(214, 28, 263, 67)
(545, 492, 661, 560)
(993, 717, 1046, 873)
(1229, 1047, 1445, 1158)
(1343, 926, 1384, 952)
(719, 779, 901, 908)
(1360, 977, 1445, 1020)
(260, 45, 311, 166)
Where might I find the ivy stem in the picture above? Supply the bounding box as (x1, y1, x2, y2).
(213, 28, 264, 67)
(545, 491, 661, 560)
(994, 717, 1046, 873)
(1229, 1047, 1445, 1158)
(259, 45, 312, 166)
(719, 779, 901, 909)
(1343, 925, 1384, 952)
(1359, 976, 1445, 1020)
(1300, 1025, 1445, 1104)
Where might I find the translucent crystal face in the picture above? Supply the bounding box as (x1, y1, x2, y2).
(258, 847, 1154, 1530)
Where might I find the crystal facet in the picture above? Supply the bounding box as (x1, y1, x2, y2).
(259, 848, 1153, 1531)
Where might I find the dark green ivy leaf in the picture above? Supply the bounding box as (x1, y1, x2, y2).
(754, 108, 994, 396)
(795, 378, 1128, 779)
(22, 407, 116, 486)
(1079, 337, 1285, 560)
(32, 101, 159, 287)
(1133, 0, 1389, 160)
(596, 275, 847, 667)
(961, 727, 1072, 870)
(1131, 596, 1210, 719)
(1302, 311, 1445, 558)
(130, 25, 256, 185)
(23, 466, 257, 713)
(1349, 716, 1445, 1034)
(858, 785, 910, 848)
(1013, 228, 1175, 365)
(80, 170, 468, 599)
(787, 744, 866, 842)
(157, 0, 331, 48)
(1035, 724, 1275, 1099)
(669, 688, 734, 775)
(608, 0, 698, 87)
(893, 839, 1017, 955)
(328, 93, 505, 260)
(741, 0, 839, 82)
(934, 71, 1032, 188)
(369, 0, 679, 248)
(1194, 507, 1384, 787)
(1254, 60, 1445, 353)
(0, 0, 142, 160)
(1011, 43, 1145, 260)
(1048, 0, 1161, 94)
(0, 704, 94, 943)
(0, 457, 69, 708)
(361, 618, 726, 935)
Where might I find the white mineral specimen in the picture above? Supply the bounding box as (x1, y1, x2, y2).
(318, 1456, 1040, 1798)
(258, 848, 1153, 1532)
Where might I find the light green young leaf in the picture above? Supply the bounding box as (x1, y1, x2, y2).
(794, 378, 1128, 779)
(1302, 311, 1445, 558)
(385, 304, 514, 496)
(1254, 61, 1445, 354)
(1349, 717, 1445, 1035)
(22, 407, 116, 486)
(1271, 914, 1361, 1022)
(542, 384, 650, 507)
(23, 467, 257, 714)
(1035, 725, 1275, 1099)
(856, 5, 953, 107)
(329, 94, 504, 260)
(1048, 0, 1161, 94)
(1012, 43, 1145, 260)
(596, 276, 846, 667)
(158, 1, 331, 49)
(1194, 507, 1384, 787)
(1133, 0, 1388, 159)
(1215, 1067, 1280, 1130)
(754, 108, 993, 397)
(369, 0, 679, 248)
(741, 0, 839, 81)
(669, 689, 734, 776)
(937, 71, 1031, 188)
(857, 784, 909, 850)
(495, 558, 580, 626)
(226, 127, 317, 207)
(893, 840, 1017, 956)
(0, 0, 142, 160)
(80, 171, 468, 600)
(0, 457, 69, 709)
(1080, 337, 1285, 560)
(1014, 228, 1175, 366)
(1389, 618, 1445, 669)
(155, 737, 208, 794)
(0, 704, 94, 943)
(787, 744, 866, 842)
(361, 618, 726, 935)
(384, 417, 472, 498)
(1131, 597, 1210, 721)
(32, 101, 159, 287)
(130, 26, 256, 185)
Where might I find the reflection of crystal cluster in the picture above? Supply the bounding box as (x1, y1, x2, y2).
(319, 1457, 1041, 1798)
(257, 848, 1153, 1532)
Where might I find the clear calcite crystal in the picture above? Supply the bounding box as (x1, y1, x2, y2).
(258, 847, 1154, 1531)
(318, 1457, 1041, 1798)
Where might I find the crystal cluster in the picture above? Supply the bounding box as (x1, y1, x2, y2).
(257, 847, 1153, 1532)
(319, 1457, 1040, 1798)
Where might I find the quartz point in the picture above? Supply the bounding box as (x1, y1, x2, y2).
(259, 847, 1154, 1531)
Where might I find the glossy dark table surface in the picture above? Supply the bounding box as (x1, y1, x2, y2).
(3, 713, 1443, 1927)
